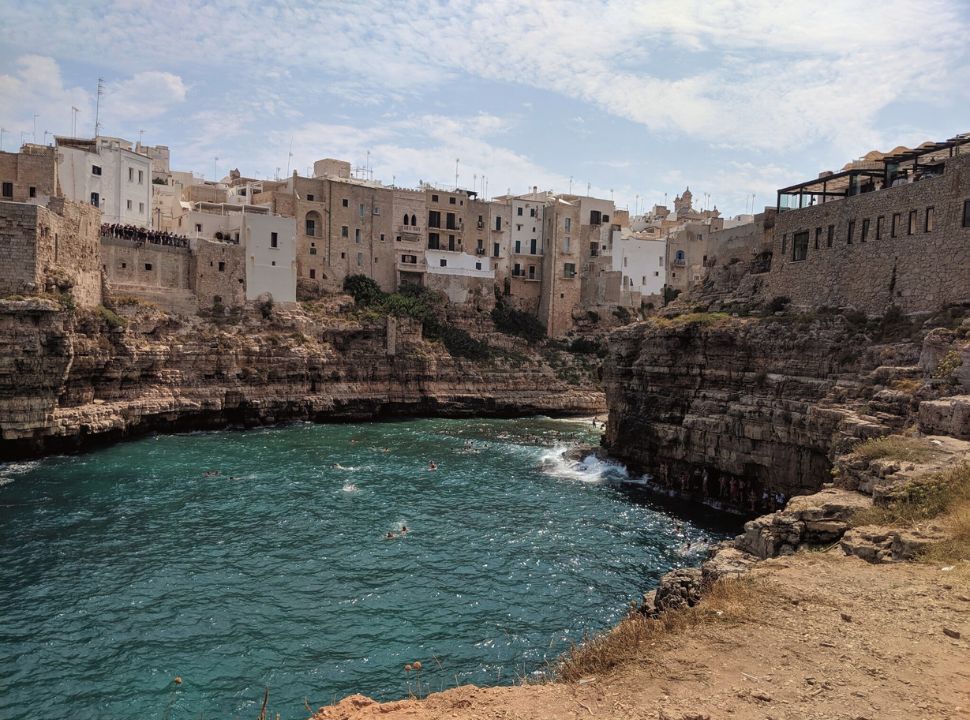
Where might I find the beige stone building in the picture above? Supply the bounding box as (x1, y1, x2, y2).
(0, 144, 59, 205)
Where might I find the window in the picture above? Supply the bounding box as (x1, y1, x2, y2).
(814, 227, 821, 249)
(495, 217, 502, 230)
(411, 213, 416, 226)
(380, 233, 385, 242)
(428, 210, 441, 228)
(271, 232, 278, 248)
(271, 261, 276, 266)
(513, 262, 521, 276)
(528, 265, 536, 279)
(876, 216, 884, 240)
(908, 210, 917, 235)
(963, 200, 970, 228)
(440, 258, 447, 267)
(138, 170, 143, 184)
(359, 203, 365, 219)
(144, 263, 153, 271)
(515, 240, 521, 253)
(792, 230, 809, 261)
(307, 194, 314, 201)
(564, 217, 571, 231)
(342, 198, 349, 207)
(355, 228, 361, 243)
(28, 186, 36, 198)
(603, 214, 609, 222)
(449, 197, 456, 205)
(1, 182, 12, 197)
(92, 165, 102, 175)
(128, 168, 134, 181)
(623, 256, 628, 267)
(448, 234, 456, 251)
(90, 192, 100, 207)
(891, 213, 900, 237)
(493, 243, 499, 257)
(341, 225, 349, 238)
(861, 219, 870, 242)
(847, 220, 855, 244)
(517, 207, 523, 216)
(357, 252, 363, 266)
(563, 236, 570, 253)
(309, 268, 316, 279)
(589, 210, 601, 224)
(446, 212, 457, 230)
(403, 213, 410, 225)
(925, 207, 934, 232)
(139, 203, 144, 213)
(564, 262, 576, 278)
(310, 243, 317, 255)
(826, 225, 834, 247)
(530, 238, 537, 254)
(428, 232, 440, 249)
(218, 261, 225, 272)
(127, 200, 133, 210)
(475, 262, 482, 270)
(529, 208, 535, 217)
(431, 194, 439, 202)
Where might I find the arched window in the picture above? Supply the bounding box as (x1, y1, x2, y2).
(305, 210, 322, 237)
(403, 213, 409, 226)
(411, 213, 417, 226)
(675, 250, 685, 261)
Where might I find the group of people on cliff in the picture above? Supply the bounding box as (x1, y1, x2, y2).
(101, 223, 189, 248)
(654, 464, 786, 513)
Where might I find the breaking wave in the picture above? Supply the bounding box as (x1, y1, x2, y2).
(539, 446, 628, 484)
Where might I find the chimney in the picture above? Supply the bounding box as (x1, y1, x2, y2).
(532, 185, 538, 195)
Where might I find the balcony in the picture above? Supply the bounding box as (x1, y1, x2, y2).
(397, 259, 427, 272)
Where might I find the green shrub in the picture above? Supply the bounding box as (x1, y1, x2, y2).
(568, 338, 603, 355)
(438, 324, 491, 360)
(612, 306, 632, 323)
(586, 310, 601, 323)
(343, 275, 385, 306)
(492, 298, 547, 342)
(96, 305, 125, 330)
(257, 296, 274, 319)
(764, 295, 790, 314)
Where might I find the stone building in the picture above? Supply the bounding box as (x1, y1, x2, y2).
(56, 136, 153, 227)
(538, 197, 582, 336)
(392, 188, 427, 287)
(0, 144, 59, 204)
(767, 135, 970, 314)
(0, 197, 102, 307)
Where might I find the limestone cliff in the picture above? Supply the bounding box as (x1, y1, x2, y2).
(0, 298, 604, 459)
(602, 309, 970, 513)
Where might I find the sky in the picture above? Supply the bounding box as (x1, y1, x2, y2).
(1, 0, 968, 217)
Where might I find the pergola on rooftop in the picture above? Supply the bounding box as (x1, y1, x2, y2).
(777, 133, 970, 212)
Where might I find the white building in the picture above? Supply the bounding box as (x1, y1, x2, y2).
(425, 249, 494, 304)
(56, 136, 152, 226)
(177, 202, 297, 303)
(613, 232, 667, 300)
(509, 195, 546, 269)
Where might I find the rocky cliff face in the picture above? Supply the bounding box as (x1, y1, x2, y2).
(0, 299, 604, 459)
(602, 310, 970, 513)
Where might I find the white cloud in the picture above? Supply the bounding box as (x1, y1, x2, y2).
(0, 55, 91, 146)
(103, 71, 187, 123)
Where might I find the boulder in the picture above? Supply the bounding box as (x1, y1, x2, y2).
(654, 568, 704, 612)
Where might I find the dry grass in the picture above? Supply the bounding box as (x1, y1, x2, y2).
(854, 463, 970, 561)
(557, 577, 770, 682)
(853, 435, 942, 464)
(890, 378, 923, 393)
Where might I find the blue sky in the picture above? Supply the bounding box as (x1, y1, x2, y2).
(1, 0, 968, 216)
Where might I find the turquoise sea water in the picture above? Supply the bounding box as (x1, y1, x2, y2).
(0, 417, 730, 720)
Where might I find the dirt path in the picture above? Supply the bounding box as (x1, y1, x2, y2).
(313, 551, 970, 720)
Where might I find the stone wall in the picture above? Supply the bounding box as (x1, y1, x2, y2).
(102, 236, 192, 294)
(194, 238, 245, 308)
(0, 145, 58, 204)
(0, 199, 102, 307)
(425, 273, 495, 310)
(767, 153, 970, 313)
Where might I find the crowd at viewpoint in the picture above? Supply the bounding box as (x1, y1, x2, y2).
(101, 223, 189, 248)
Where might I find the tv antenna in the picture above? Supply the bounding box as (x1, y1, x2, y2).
(94, 78, 104, 137)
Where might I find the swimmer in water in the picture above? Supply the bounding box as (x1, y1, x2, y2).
(401, 525, 408, 533)
(428, 461, 437, 471)
(386, 531, 396, 540)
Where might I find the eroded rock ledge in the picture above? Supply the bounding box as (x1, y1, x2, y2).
(0, 300, 604, 459)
